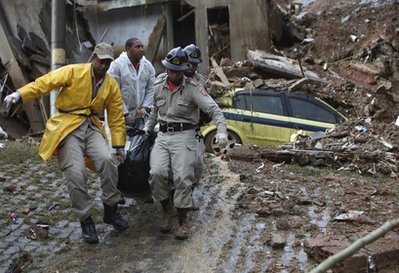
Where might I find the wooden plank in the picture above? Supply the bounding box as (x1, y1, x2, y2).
(210, 57, 230, 86)
(247, 49, 328, 83)
(146, 15, 165, 63)
(177, 8, 194, 22)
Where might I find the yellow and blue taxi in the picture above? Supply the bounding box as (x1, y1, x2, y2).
(202, 88, 347, 153)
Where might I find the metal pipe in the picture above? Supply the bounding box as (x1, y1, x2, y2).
(50, 0, 65, 116)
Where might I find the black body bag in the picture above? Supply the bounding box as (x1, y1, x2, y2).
(117, 134, 155, 196)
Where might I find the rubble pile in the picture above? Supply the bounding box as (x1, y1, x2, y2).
(209, 0, 399, 178)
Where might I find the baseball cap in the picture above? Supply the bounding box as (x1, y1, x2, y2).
(93, 42, 114, 60)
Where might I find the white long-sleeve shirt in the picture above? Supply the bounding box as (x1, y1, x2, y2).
(108, 52, 155, 116)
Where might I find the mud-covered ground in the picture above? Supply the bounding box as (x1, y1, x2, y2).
(1, 0, 399, 272)
(1, 143, 398, 273)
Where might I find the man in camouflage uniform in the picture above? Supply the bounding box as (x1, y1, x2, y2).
(144, 47, 228, 240)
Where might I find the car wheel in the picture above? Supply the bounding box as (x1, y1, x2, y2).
(204, 130, 241, 154)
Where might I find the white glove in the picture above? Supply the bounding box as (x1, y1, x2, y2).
(4, 92, 21, 109)
(115, 147, 126, 162)
(142, 127, 150, 140)
(215, 132, 228, 148)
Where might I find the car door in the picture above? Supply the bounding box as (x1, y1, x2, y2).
(223, 92, 254, 143)
(245, 91, 293, 145)
(285, 94, 342, 134)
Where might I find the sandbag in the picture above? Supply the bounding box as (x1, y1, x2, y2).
(117, 136, 154, 195)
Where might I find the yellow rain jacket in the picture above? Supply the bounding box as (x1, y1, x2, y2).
(18, 63, 126, 163)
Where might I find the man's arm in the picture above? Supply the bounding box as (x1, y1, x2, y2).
(142, 63, 156, 108)
(18, 65, 72, 103)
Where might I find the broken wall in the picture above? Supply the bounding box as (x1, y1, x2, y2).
(82, 4, 166, 71)
(0, 0, 50, 134)
(186, 0, 271, 75)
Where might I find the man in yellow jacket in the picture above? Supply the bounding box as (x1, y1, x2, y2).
(4, 42, 129, 244)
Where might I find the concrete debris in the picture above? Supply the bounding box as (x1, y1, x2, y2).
(0, 126, 8, 139)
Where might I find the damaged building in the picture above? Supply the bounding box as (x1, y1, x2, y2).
(1, 0, 301, 137)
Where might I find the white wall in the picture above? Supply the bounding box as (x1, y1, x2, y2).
(83, 5, 165, 59)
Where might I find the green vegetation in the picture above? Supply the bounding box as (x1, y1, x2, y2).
(0, 140, 40, 164)
(288, 164, 321, 177)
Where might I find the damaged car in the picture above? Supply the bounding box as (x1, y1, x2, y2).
(202, 88, 347, 153)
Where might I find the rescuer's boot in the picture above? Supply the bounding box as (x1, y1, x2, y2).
(80, 216, 99, 244)
(159, 198, 176, 234)
(103, 203, 129, 231)
(175, 208, 189, 240)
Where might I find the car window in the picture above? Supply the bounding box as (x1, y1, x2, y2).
(233, 94, 248, 110)
(233, 93, 284, 115)
(289, 97, 337, 123)
(251, 94, 284, 115)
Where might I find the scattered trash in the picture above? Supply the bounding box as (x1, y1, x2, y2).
(302, 37, 314, 43)
(378, 137, 393, 150)
(350, 34, 359, 42)
(256, 162, 265, 173)
(341, 15, 351, 23)
(354, 125, 368, 132)
(395, 116, 399, 127)
(314, 142, 323, 149)
(0, 143, 5, 149)
(10, 212, 18, 223)
(21, 207, 30, 214)
(368, 255, 376, 272)
(334, 210, 364, 221)
(272, 162, 284, 170)
(27, 224, 49, 240)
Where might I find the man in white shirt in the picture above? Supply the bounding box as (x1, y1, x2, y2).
(108, 38, 155, 149)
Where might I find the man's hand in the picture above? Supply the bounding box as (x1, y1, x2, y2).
(125, 115, 135, 126)
(4, 92, 21, 109)
(115, 147, 126, 163)
(137, 107, 148, 118)
(215, 132, 228, 148)
(142, 127, 150, 140)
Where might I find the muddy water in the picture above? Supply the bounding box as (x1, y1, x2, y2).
(26, 157, 327, 273)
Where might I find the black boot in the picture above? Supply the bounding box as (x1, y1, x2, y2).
(80, 216, 99, 244)
(117, 196, 126, 205)
(159, 199, 176, 234)
(103, 203, 129, 231)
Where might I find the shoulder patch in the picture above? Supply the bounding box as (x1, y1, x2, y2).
(186, 77, 200, 87)
(197, 85, 208, 96)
